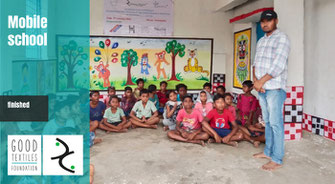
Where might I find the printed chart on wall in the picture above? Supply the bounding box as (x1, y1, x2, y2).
(233, 28, 251, 89)
(104, 0, 174, 36)
(90, 36, 213, 90)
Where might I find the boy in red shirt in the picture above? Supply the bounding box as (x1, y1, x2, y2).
(202, 94, 243, 147)
(157, 81, 168, 112)
(167, 96, 209, 146)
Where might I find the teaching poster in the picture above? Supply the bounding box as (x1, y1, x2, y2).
(103, 0, 174, 36)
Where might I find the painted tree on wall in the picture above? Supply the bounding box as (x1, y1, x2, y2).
(59, 40, 87, 88)
(121, 49, 138, 85)
(165, 40, 186, 81)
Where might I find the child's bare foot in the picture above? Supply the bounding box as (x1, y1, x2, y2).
(131, 124, 137, 129)
(253, 152, 271, 159)
(261, 161, 282, 171)
(200, 140, 206, 147)
(163, 126, 169, 131)
(253, 141, 260, 148)
(150, 125, 158, 129)
(207, 138, 215, 144)
(227, 141, 238, 147)
(90, 164, 94, 184)
(93, 138, 102, 145)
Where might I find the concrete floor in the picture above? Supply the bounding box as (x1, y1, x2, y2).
(90, 122, 335, 184)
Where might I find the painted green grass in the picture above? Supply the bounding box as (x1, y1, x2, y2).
(196, 74, 209, 81)
(90, 78, 207, 91)
(90, 69, 213, 91)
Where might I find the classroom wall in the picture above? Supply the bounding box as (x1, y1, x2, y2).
(274, 0, 304, 87)
(304, 0, 335, 121)
(90, 0, 233, 83)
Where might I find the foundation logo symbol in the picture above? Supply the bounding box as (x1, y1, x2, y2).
(43, 135, 83, 175)
(51, 138, 76, 173)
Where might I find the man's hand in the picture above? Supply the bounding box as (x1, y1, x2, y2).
(254, 80, 266, 93)
(254, 80, 263, 92)
(141, 116, 146, 123)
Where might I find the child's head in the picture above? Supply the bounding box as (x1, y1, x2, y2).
(199, 91, 208, 103)
(148, 84, 157, 95)
(167, 91, 177, 102)
(160, 81, 168, 91)
(124, 86, 133, 98)
(182, 95, 193, 110)
(107, 86, 116, 96)
(213, 94, 225, 111)
(54, 101, 71, 119)
(242, 80, 253, 93)
(109, 95, 120, 108)
(223, 93, 233, 106)
(176, 84, 187, 97)
(216, 85, 226, 95)
(48, 93, 56, 111)
(140, 89, 149, 103)
(136, 78, 145, 88)
(203, 82, 212, 93)
(67, 95, 80, 114)
(90, 90, 100, 102)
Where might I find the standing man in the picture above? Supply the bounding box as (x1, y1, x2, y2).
(252, 10, 290, 171)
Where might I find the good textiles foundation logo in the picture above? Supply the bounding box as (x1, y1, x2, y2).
(8, 135, 83, 176)
(8, 135, 41, 175)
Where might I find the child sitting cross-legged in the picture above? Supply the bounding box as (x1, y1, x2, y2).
(215, 85, 226, 96)
(167, 96, 209, 146)
(239, 121, 265, 147)
(162, 91, 182, 131)
(100, 95, 131, 133)
(194, 90, 213, 117)
(104, 86, 116, 108)
(129, 89, 160, 129)
(203, 82, 214, 100)
(148, 84, 160, 111)
(223, 93, 259, 146)
(120, 86, 137, 117)
(157, 81, 169, 113)
(176, 83, 187, 101)
(134, 78, 145, 100)
(201, 94, 243, 147)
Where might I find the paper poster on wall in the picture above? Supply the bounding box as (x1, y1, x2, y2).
(233, 28, 251, 89)
(104, 0, 174, 36)
(90, 36, 213, 91)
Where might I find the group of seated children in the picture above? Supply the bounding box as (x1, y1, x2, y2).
(89, 78, 265, 148)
